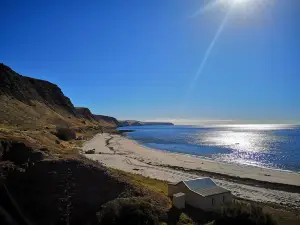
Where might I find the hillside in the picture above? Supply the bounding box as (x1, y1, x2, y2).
(119, 120, 174, 127)
(0, 139, 170, 225)
(75, 107, 96, 121)
(93, 114, 119, 127)
(0, 63, 117, 129)
(0, 63, 87, 129)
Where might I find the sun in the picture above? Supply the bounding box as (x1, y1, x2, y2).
(221, 0, 253, 7)
(191, 0, 267, 17)
(232, 0, 254, 6)
(233, 0, 251, 4)
(217, 0, 265, 11)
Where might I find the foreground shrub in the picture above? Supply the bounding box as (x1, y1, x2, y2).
(214, 201, 277, 225)
(176, 212, 194, 225)
(55, 127, 76, 141)
(97, 197, 163, 225)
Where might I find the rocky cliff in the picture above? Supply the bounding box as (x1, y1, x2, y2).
(0, 63, 75, 115)
(75, 107, 96, 121)
(0, 63, 117, 128)
(93, 114, 119, 127)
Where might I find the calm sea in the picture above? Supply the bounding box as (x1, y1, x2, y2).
(118, 124, 300, 172)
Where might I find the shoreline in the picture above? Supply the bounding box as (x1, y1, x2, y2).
(82, 133, 300, 209)
(130, 137, 300, 175)
(116, 134, 300, 187)
(120, 135, 300, 193)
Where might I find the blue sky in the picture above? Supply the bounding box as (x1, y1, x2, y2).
(1, 0, 299, 124)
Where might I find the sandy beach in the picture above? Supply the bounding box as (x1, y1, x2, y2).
(82, 133, 300, 209)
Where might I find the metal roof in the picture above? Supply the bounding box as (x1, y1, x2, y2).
(183, 177, 216, 190)
(182, 177, 230, 197)
(193, 186, 229, 197)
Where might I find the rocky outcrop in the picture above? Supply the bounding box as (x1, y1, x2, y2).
(75, 107, 96, 121)
(0, 63, 118, 128)
(0, 63, 81, 128)
(0, 63, 75, 115)
(74, 108, 119, 127)
(93, 114, 119, 127)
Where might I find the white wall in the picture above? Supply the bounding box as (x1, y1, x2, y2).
(185, 191, 206, 209)
(186, 191, 232, 211)
(168, 182, 232, 211)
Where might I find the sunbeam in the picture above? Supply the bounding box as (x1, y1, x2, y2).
(179, 8, 232, 116)
(189, 10, 231, 91)
(179, 0, 270, 116)
(190, 0, 221, 18)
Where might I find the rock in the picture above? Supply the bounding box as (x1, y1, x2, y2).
(85, 149, 95, 154)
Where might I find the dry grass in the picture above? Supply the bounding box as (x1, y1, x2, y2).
(109, 168, 169, 196)
(0, 95, 102, 129)
(0, 118, 107, 158)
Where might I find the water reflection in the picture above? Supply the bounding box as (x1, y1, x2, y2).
(195, 130, 275, 152)
(192, 128, 284, 169)
(120, 124, 300, 171)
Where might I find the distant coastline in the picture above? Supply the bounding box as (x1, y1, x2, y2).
(118, 120, 174, 127)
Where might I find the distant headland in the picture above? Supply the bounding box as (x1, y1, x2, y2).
(118, 120, 174, 127)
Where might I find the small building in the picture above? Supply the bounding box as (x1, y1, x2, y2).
(168, 177, 232, 211)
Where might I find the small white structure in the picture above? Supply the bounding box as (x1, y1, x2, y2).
(172, 192, 186, 209)
(168, 177, 232, 211)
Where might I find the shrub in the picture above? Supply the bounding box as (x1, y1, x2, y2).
(97, 197, 162, 225)
(176, 213, 194, 225)
(55, 127, 76, 141)
(214, 201, 277, 225)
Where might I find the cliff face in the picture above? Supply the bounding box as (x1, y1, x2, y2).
(0, 63, 117, 128)
(0, 63, 75, 115)
(93, 114, 119, 127)
(75, 107, 96, 121)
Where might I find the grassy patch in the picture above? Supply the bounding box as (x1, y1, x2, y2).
(109, 168, 169, 196)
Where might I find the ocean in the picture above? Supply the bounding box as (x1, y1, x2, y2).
(118, 124, 300, 172)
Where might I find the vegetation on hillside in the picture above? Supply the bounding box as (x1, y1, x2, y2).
(97, 198, 162, 225)
(55, 127, 76, 141)
(214, 201, 277, 225)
